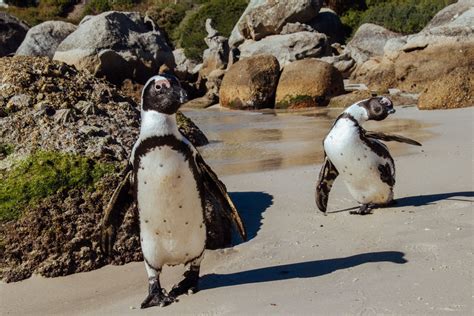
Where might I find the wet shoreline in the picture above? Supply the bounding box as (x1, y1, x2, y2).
(182, 106, 433, 176)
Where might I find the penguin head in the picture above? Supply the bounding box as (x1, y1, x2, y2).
(141, 74, 188, 115)
(360, 96, 395, 121)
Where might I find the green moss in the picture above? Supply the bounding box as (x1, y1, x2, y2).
(0, 151, 115, 222)
(276, 95, 314, 109)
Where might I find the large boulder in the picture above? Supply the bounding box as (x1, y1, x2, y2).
(351, 3, 474, 92)
(418, 67, 473, 110)
(346, 23, 401, 65)
(0, 12, 29, 57)
(219, 54, 280, 109)
(239, 31, 328, 67)
(275, 58, 344, 108)
(424, 0, 474, 29)
(16, 21, 77, 59)
(308, 8, 345, 44)
(53, 11, 173, 85)
(229, 0, 323, 47)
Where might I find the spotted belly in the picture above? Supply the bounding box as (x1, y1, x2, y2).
(136, 146, 206, 268)
(324, 125, 393, 205)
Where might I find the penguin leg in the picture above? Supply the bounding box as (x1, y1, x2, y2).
(141, 261, 174, 309)
(350, 204, 373, 215)
(169, 252, 204, 299)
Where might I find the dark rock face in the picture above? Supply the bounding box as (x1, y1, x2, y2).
(16, 21, 77, 59)
(0, 13, 29, 57)
(0, 56, 220, 283)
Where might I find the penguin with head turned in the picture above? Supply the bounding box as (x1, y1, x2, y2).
(101, 73, 246, 308)
(316, 96, 422, 215)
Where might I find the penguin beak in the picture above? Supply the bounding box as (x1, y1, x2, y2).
(388, 108, 396, 114)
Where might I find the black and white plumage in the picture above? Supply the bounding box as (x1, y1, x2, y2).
(316, 96, 421, 215)
(101, 74, 246, 308)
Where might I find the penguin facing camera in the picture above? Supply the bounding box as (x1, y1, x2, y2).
(101, 74, 246, 308)
(316, 96, 422, 215)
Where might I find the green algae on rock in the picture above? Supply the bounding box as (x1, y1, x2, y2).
(0, 151, 115, 222)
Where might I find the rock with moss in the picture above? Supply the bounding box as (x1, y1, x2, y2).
(275, 58, 344, 108)
(0, 56, 215, 283)
(219, 54, 280, 110)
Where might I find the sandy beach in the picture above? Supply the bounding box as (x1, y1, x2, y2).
(1, 106, 473, 315)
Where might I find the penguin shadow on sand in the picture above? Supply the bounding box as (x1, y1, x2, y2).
(229, 191, 274, 242)
(329, 191, 474, 214)
(392, 191, 474, 208)
(199, 251, 407, 290)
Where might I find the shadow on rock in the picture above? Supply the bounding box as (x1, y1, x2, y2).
(200, 251, 407, 290)
(229, 191, 273, 243)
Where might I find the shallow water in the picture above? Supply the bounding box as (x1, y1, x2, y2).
(183, 107, 432, 176)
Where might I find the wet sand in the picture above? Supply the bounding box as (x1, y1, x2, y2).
(1, 106, 472, 315)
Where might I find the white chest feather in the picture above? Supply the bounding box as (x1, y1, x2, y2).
(324, 119, 393, 204)
(134, 110, 206, 268)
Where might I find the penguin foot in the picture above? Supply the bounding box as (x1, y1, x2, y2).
(169, 269, 200, 298)
(140, 290, 174, 309)
(350, 204, 373, 215)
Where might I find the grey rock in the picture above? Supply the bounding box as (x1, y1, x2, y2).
(6, 94, 31, 112)
(172, 48, 199, 80)
(0, 12, 29, 57)
(200, 18, 229, 77)
(229, 0, 322, 47)
(53, 11, 173, 85)
(280, 22, 314, 35)
(424, 0, 474, 30)
(239, 31, 328, 67)
(346, 23, 402, 65)
(16, 21, 77, 59)
(319, 52, 355, 77)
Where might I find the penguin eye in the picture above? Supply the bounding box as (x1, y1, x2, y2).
(372, 104, 383, 115)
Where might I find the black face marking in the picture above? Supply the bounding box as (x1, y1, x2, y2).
(378, 163, 395, 186)
(142, 75, 187, 114)
(358, 97, 394, 121)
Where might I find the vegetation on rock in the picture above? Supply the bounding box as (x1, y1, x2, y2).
(0, 151, 115, 222)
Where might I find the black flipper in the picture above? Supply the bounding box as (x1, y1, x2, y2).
(316, 155, 339, 213)
(364, 131, 422, 146)
(194, 153, 247, 241)
(101, 164, 134, 256)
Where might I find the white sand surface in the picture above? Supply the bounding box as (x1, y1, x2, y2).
(1, 106, 473, 315)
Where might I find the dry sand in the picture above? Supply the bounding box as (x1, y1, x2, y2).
(1, 106, 473, 315)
